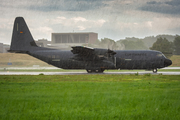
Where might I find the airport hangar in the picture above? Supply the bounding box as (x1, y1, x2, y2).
(35, 32, 98, 50)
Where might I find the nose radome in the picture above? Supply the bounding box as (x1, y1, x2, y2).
(164, 59, 172, 67)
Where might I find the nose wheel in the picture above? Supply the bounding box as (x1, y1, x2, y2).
(153, 68, 157, 73)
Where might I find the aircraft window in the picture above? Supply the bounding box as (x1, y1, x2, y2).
(157, 54, 163, 57)
(162, 54, 166, 57)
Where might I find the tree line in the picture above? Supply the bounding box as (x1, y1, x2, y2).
(150, 36, 180, 58)
(87, 35, 180, 58)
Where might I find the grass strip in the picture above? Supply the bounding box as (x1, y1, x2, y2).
(0, 75, 180, 120)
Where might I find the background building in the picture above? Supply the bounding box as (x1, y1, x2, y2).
(0, 43, 10, 53)
(35, 39, 51, 47)
(51, 32, 98, 50)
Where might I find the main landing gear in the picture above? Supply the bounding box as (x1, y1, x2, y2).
(153, 68, 157, 73)
(86, 69, 105, 73)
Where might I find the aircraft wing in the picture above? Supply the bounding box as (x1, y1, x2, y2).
(71, 46, 95, 56)
(71, 46, 116, 61)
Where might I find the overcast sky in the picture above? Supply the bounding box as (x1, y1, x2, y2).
(0, 0, 180, 44)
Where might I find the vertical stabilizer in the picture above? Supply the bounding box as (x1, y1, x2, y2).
(9, 17, 37, 52)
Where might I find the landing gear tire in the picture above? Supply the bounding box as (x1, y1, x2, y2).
(153, 68, 157, 73)
(86, 69, 105, 73)
(86, 69, 92, 73)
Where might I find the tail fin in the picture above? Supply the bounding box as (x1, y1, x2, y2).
(9, 17, 37, 53)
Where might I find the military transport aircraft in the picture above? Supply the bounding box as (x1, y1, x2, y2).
(9, 17, 172, 73)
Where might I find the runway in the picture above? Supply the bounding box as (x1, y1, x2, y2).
(0, 67, 180, 75)
(1, 71, 180, 75)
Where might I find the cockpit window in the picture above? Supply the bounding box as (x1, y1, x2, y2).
(162, 54, 166, 57)
(157, 53, 166, 57)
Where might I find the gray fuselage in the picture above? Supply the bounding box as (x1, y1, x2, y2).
(28, 47, 171, 71)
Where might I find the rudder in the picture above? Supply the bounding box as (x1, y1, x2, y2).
(9, 17, 37, 53)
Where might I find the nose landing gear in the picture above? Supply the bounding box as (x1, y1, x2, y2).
(153, 68, 157, 73)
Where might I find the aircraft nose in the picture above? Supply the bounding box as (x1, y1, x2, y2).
(164, 59, 172, 67)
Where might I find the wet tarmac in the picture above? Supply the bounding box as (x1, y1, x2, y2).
(0, 71, 180, 75)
